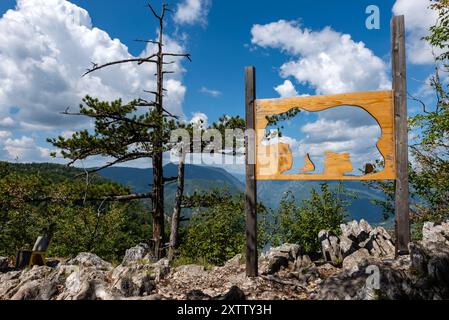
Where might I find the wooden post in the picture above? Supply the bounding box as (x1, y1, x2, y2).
(391, 15, 411, 254)
(245, 66, 258, 277)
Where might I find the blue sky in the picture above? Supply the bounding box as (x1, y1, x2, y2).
(0, 0, 439, 173)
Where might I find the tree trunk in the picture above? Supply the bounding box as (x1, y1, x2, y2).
(152, 151, 165, 259)
(152, 13, 166, 259)
(168, 152, 186, 261)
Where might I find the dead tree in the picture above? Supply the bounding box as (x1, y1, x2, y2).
(52, 2, 191, 259)
(168, 151, 186, 261)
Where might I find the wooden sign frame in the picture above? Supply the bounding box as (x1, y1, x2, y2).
(245, 16, 410, 277)
(255, 91, 395, 181)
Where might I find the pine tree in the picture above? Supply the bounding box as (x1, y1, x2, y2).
(49, 2, 191, 258)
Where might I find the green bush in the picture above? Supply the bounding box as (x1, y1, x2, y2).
(273, 183, 353, 254)
(178, 193, 270, 266)
(0, 165, 151, 263)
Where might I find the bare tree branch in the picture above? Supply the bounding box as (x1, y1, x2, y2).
(163, 176, 178, 183)
(147, 3, 161, 20)
(83, 55, 157, 76)
(163, 53, 192, 62)
(408, 92, 430, 114)
(85, 192, 153, 202)
(78, 153, 152, 176)
(135, 39, 163, 46)
(29, 192, 153, 205)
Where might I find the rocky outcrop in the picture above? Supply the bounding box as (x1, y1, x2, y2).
(317, 220, 449, 300)
(1, 220, 449, 300)
(319, 220, 395, 268)
(422, 221, 449, 246)
(317, 258, 414, 300)
(318, 231, 343, 265)
(121, 243, 154, 266)
(67, 253, 112, 270)
(0, 252, 168, 300)
(259, 243, 314, 275)
(341, 248, 372, 274)
(408, 231, 449, 299)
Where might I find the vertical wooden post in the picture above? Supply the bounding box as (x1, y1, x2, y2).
(245, 66, 258, 277)
(391, 15, 411, 254)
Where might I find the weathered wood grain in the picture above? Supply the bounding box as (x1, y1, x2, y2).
(245, 66, 258, 277)
(392, 15, 411, 254)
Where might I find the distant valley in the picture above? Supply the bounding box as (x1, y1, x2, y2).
(1, 161, 390, 225)
(99, 164, 391, 225)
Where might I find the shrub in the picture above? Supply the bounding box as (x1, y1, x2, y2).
(273, 183, 353, 254)
(178, 194, 270, 266)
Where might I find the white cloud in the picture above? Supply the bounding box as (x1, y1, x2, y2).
(0, 130, 11, 140)
(251, 20, 390, 94)
(190, 112, 208, 129)
(393, 0, 439, 65)
(174, 0, 211, 26)
(0, 116, 14, 127)
(251, 20, 391, 174)
(200, 86, 222, 97)
(3, 136, 52, 161)
(274, 80, 298, 98)
(60, 130, 76, 139)
(0, 0, 187, 133)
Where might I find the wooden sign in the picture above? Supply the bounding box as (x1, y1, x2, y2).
(255, 91, 396, 181)
(244, 16, 411, 277)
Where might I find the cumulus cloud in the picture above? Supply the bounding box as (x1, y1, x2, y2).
(0, 130, 11, 140)
(199, 86, 222, 97)
(393, 0, 439, 65)
(2, 136, 52, 161)
(274, 80, 298, 98)
(0, 116, 14, 128)
(298, 113, 383, 172)
(251, 21, 390, 173)
(251, 20, 390, 94)
(0, 0, 187, 133)
(190, 112, 208, 129)
(263, 107, 383, 174)
(174, 0, 211, 26)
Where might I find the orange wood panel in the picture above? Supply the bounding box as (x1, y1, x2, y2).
(255, 90, 395, 181)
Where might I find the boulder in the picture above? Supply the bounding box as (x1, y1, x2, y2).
(122, 243, 153, 266)
(317, 260, 415, 300)
(342, 249, 372, 273)
(260, 243, 302, 274)
(422, 221, 449, 246)
(266, 256, 289, 275)
(67, 253, 112, 270)
(292, 255, 314, 272)
(57, 265, 117, 300)
(320, 221, 395, 263)
(224, 254, 243, 268)
(409, 241, 449, 289)
(264, 244, 301, 260)
(318, 230, 342, 265)
(111, 265, 155, 297)
(339, 235, 358, 258)
(340, 220, 372, 243)
(111, 258, 169, 297)
(364, 227, 395, 258)
(0, 266, 65, 300)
